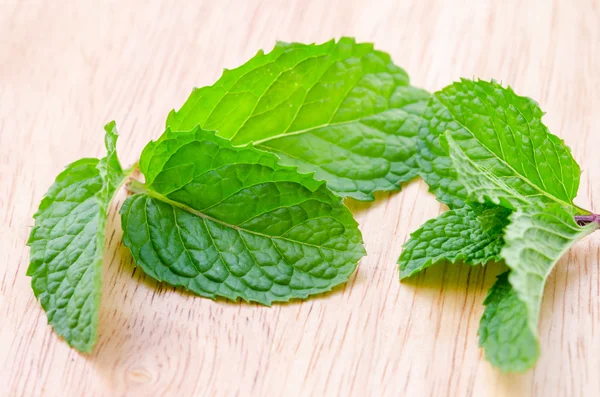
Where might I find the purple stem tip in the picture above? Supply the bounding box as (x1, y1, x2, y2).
(575, 214, 600, 227)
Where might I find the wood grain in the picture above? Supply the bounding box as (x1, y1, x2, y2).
(1, 1, 599, 396)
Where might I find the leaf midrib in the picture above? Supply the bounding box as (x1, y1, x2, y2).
(128, 181, 354, 253)
(251, 90, 417, 147)
(440, 95, 576, 210)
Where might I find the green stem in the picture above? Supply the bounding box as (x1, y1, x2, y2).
(126, 179, 148, 195)
(123, 162, 140, 175)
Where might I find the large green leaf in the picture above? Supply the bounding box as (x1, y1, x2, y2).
(166, 37, 430, 201)
(27, 123, 125, 352)
(399, 204, 510, 279)
(121, 128, 366, 305)
(418, 79, 581, 210)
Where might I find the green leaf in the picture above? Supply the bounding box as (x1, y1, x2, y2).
(121, 128, 366, 305)
(502, 205, 597, 335)
(399, 204, 510, 279)
(479, 205, 598, 371)
(479, 271, 539, 372)
(418, 79, 580, 210)
(27, 122, 125, 352)
(166, 37, 430, 201)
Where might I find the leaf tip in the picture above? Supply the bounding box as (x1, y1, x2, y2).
(103, 120, 119, 153)
(103, 120, 117, 135)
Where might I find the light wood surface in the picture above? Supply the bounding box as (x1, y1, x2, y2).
(2, 1, 600, 396)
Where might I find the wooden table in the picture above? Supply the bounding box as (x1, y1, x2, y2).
(2, 1, 599, 396)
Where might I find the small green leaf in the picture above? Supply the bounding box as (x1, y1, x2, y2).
(399, 204, 510, 279)
(101, 121, 125, 190)
(479, 271, 539, 372)
(418, 79, 580, 210)
(121, 128, 366, 305)
(27, 122, 126, 352)
(166, 37, 430, 201)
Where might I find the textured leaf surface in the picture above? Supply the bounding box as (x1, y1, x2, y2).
(166, 37, 430, 201)
(399, 204, 510, 279)
(479, 271, 539, 372)
(121, 128, 365, 305)
(418, 79, 580, 210)
(27, 123, 124, 352)
(502, 205, 597, 335)
(416, 96, 469, 208)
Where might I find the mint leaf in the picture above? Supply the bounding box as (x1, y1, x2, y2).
(399, 204, 510, 279)
(479, 205, 597, 371)
(121, 128, 366, 305)
(27, 123, 125, 352)
(479, 271, 539, 372)
(503, 204, 597, 330)
(166, 37, 430, 201)
(418, 79, 580, 210)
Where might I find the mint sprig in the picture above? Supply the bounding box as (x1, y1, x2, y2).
(404, 78, 598, 372)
